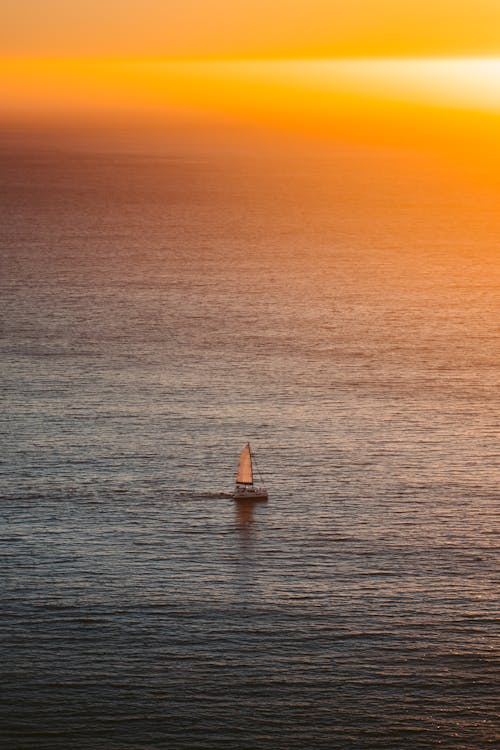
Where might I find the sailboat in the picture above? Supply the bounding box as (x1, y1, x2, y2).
(233, 442, 268, 501)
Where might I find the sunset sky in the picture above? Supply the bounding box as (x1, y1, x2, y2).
(2, 1, 500, 156)
(3, 1, 500, 57)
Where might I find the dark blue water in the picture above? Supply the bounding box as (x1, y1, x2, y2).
(1, 146, 499, 749)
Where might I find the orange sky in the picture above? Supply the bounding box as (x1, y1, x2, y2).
(2, 1, 500, 160)
(2, 58, 500, 151)
(3, 1, 500, 58)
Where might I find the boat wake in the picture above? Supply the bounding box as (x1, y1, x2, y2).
(191, 491, 233, 499)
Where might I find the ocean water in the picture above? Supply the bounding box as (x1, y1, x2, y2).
(1, 145, 499, 749)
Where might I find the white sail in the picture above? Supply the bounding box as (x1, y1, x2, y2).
(236, 443, 253, 485)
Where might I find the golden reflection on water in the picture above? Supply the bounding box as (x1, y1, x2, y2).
(1, 142, 498, 750)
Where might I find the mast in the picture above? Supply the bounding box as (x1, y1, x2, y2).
(248, 443, 254, 484)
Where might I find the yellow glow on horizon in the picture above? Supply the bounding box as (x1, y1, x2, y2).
(2, 57, 500, 114)
(2, 57, 500, 162)
(114, 57, 500, 111)
(277, 58, 500, 113)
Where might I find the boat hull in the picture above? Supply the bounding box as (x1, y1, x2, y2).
(233, 488, 268, 501)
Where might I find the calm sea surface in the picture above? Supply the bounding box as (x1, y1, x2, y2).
(1, 146, 499, 749)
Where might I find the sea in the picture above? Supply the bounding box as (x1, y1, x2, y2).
(1, 141, 499, 749)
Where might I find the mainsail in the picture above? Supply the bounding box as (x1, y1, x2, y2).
(236, 443, 253, 485)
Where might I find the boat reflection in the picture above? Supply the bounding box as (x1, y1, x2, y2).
(234, 482, 268, 553)
(235, 498, 258, 528)
(234, 498, 265, 552)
